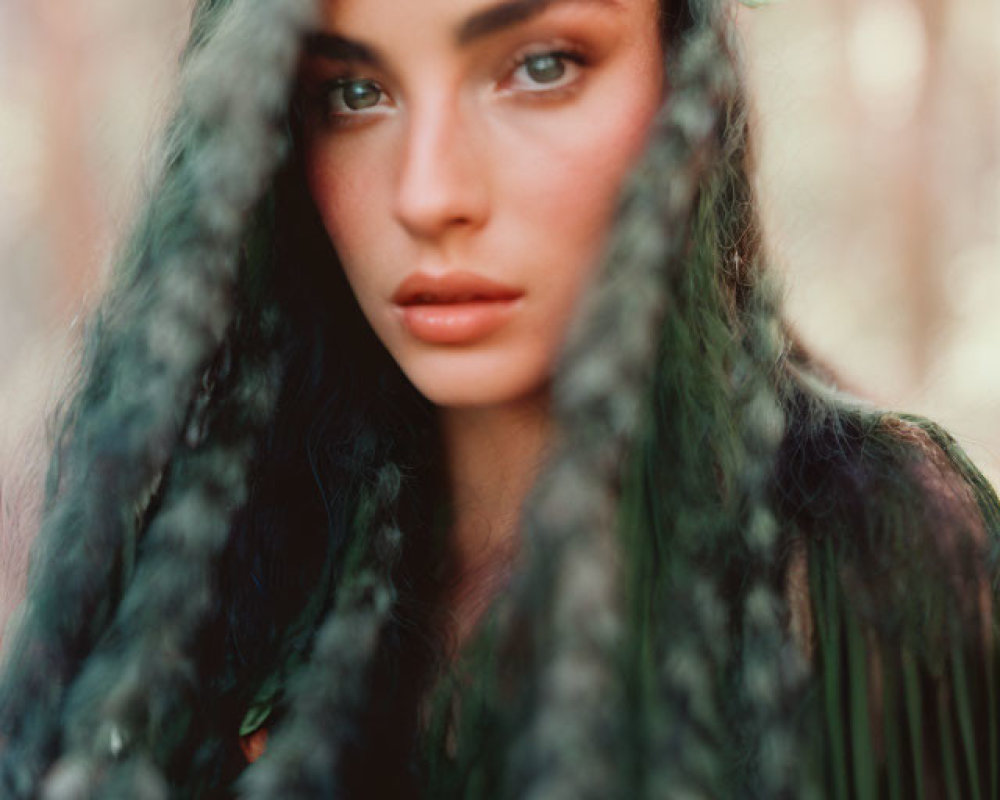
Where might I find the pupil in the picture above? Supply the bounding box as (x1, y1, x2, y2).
(526, 55, 565, 84)
(343, 80, 379, 110)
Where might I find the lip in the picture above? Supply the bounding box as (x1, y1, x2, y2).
(392, 271, 524, 345)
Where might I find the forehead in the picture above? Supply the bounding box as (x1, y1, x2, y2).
(316, 0, 654, 42)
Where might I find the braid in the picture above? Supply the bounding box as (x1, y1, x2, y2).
(635, 17, 765, 797)
(730, 272, 810, 796)
(41, 322, 283, 798)
(238, 462, 404, 799)
(640, 15, 812, 794)
(0, 0, 317, 794)
(502, 17, 740, 800)
(582, 7, 812, 796)
(697, 16, 812, 794)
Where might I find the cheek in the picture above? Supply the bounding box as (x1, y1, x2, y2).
(530, 116, 650, 240)
(303, 138, 394, 306)
(513, 58, 660, 231)
(305, 145, 371, 256)
(501, 72, 662, 296)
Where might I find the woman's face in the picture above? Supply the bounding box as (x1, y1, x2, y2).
(299, 0, 664, 407)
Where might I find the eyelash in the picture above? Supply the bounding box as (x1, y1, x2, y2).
(312, 46, 589, 126)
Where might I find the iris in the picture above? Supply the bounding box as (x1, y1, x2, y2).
(339, 79, 381, 110)
(524, 53, 566, 84)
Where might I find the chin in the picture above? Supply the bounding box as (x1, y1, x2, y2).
(399, 350, 551, 409)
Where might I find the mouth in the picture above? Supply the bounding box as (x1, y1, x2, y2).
(392, 271, 523, 306)
(392, 271, 524, 345)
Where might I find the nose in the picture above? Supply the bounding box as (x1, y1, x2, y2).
(393, 95, 489, 241)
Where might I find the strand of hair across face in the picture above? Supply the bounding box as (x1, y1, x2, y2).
(496, 17, 741, 799)
(0, 0, 318, 795)
(236, 462, 405, 799)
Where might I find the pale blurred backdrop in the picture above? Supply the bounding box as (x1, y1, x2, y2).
(0, 0, 997, 619)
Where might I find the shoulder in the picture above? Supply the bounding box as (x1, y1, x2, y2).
(775, 381, 1000, 624)
(777, 392, 997, 553)
(775, 400, 1000, 795)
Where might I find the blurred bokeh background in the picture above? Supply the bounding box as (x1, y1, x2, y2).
(738, 0, 999, 480)
(0, 0, 997, 617)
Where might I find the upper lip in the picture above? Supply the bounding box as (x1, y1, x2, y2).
(392, 271, 523, 305)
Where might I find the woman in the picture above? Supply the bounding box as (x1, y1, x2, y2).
(1, 0, 997, 797)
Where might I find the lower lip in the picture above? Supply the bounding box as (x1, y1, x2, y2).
(396, 300, 521, 344)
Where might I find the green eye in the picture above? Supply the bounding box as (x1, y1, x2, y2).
(337, 79, 381, 111)
(524, 53, 566, 85)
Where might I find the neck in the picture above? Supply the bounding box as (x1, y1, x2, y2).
(434, 385, 554, 647)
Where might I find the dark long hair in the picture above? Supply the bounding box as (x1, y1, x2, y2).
(1, 0, 997, 797)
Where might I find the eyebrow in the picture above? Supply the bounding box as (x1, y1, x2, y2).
(304, 0, 622, 65)
(305, 33, 379, 65)
(456, 0, 622, 46)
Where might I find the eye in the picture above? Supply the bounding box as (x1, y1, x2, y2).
(321, 77, 390, 120)
(508, 49, 585, 93)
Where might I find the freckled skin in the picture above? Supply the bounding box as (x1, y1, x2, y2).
(299, 0, 664, 408)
